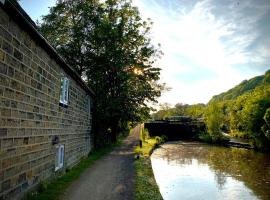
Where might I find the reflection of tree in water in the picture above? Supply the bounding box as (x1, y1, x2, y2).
(152, 142, 270, 200)
(214, 171, 227, 190)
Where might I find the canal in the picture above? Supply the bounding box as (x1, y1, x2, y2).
(151, 141, 270, 200)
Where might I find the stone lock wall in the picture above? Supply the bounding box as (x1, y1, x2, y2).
(0, 4, 93, 199)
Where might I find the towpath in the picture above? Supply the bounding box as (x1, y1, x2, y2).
(60, 125, 140, 200)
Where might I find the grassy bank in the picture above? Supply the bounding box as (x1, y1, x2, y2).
(135, 129, 163, 200)
(23, 140, 123, 200)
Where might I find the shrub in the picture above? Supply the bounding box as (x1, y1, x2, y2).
(142, 129, 149, 142)
(205, 103, 224, 142)
(199, 132, 212, 143)
(160, 135, 168, 143)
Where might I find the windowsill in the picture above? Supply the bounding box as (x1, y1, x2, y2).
(55, 166, 64, 172)
(59, 102, 68, 108)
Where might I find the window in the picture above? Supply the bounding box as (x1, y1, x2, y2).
(55, 144, 64, 171)
(59, 77, 70, 105)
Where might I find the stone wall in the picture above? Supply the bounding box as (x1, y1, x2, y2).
(0, 3, 93, 199)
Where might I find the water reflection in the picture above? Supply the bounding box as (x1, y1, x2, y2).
(151, 142, 270, 200)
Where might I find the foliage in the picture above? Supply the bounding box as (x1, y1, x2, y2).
(211, 70, 270, 102)
(39, 0, 163, 144)
(151, 70, 270, 150)
(152, 103, 205, 120)
(262, 108, 270, 139)
(199, 132, 213, 143)
(204, 103, 224, 142)
(160, 135, 168, 142)
(135, 132, 163, 200)
(141, 128, 149, 142)
(208, 70, 270, 150)
(135, 158, 163, 200)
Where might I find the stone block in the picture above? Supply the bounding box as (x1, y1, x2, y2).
(0, 98, 10, 107)
(28, 68, 34, 77)
(7, 129, 17, 137)
(14, 138, 23, 146)
(6, 53, 19, 69)
(19, 111, 26, 119)
(20, 45, 31, 58)
(0, 49, 5, 62)
(13, 48, 23, 61)
(0, 128, 7, 137)
(18, 173, 27, 185)
(4, 167, 16, 179)
(0, 62, 7, 75)
(20, 84, 27, 93)
(24, 76, 30, 85)
(22, 32, 31, 48)
(2, 179, 11, 192)
(9, 20, 21, 39)
(0, 117, 6, 127)
(23, 55, 31, 66)
(6, 119, 19, 127)
(0, 8, 9, 27)
(2, 40, 13, 55)
(10, 80, 20, 91)
(20, 63, 28, 73)
(1, 109, 11, 119)
(10, 100, 17, 109)
(7, 66, 14, 77)
(14, 70, 24, 82)
(4, 88, 14, 99)
(0, 26, 12, 42)
(35, 72, 41, 82)
(27, 112, 34, 120)
(2, 139, 13, 149)
(12, 37, 21, 49)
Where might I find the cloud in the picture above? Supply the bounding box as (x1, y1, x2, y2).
(133, 0, 270, 105)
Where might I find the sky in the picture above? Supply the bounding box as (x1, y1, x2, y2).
(19, 0, 270, 106)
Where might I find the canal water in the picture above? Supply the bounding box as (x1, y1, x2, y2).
(151, 141, 270, 200)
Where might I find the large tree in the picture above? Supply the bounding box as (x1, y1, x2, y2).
(39, 0, 163, 145)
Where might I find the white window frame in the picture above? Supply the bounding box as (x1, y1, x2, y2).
(55, 144, 65, 171)
(59, 77, 70, 105)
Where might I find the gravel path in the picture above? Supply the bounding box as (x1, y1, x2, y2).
(60, 125, 140, 200)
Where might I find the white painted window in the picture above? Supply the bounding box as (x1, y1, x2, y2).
(59, 77, 70, 105)
(55, 144, 64, 171)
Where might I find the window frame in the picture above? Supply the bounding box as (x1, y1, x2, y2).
(59, 77, 70, 106)
(55, 144, 65, 171)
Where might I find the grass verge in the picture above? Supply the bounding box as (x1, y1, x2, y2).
(24, 139, 124, 200)
(134, 129, 163, 200)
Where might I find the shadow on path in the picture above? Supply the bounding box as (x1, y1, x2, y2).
(60, 125, 140, 200)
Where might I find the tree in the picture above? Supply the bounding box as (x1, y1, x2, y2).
(204, 103, 224, 142)
(262, 108, 270, 139)
(186, 103, 205, 119)
(152, 103, 173, 120)
(39, 0, 163, 144)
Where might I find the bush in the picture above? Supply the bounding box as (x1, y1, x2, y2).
(142, 129, 149, 142)
(160, 135, 168, 143)
(199, 133, 212, 143)
(205, 103, 224, 142)
(155, 136, 162, 144)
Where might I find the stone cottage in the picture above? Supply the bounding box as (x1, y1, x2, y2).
(0, 0, 94, 199)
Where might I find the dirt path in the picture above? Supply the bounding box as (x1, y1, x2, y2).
(60, 125, 140, 200)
